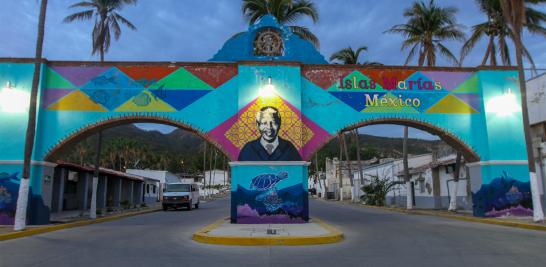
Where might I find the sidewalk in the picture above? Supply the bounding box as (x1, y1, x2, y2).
(0, 203, 161, 241)
(318, 197, 546, 231)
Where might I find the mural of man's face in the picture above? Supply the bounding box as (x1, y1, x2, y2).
(257, 109, 279, 142)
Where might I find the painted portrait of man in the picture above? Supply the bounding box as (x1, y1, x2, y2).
(238, 106, 302, 161)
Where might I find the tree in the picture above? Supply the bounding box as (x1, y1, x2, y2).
(14, 0, 48, 231)
(63, 0, 137, 61)
(329, 46, 382, 65)
(461, 0, 545, 69)
(387, 0, 464, 210)
(64, 0, 137, 220)
(360, 173, 400, 206)
(242, 0, 320, 48)
(386, 0, 465, 66)
(500, 0, 544, 222)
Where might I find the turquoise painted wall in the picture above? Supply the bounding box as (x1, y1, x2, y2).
(0, 61, 534, 222)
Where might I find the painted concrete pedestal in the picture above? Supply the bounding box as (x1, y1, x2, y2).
(230, 161, 309, 224)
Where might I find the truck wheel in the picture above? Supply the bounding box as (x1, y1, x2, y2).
(194, 202, 199, 209)
(188, 201, 192, 210)
(162, 205, 168, 211)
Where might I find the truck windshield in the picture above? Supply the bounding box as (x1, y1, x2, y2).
(165, 184, 191, 192)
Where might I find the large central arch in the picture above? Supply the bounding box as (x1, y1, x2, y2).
(0, 15, 533, 224)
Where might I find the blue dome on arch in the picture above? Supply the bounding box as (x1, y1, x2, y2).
(209, 15, 327, 64)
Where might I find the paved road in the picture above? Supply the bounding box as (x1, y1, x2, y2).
(2, 198, 546, 267)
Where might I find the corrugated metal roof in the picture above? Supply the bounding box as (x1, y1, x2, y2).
(55, 160, 160, 182)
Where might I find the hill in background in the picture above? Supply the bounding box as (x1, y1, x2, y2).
(53, 124, 453, 173)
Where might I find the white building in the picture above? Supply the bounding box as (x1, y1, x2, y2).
(351, 154, 470, 210)
(203, 169, 229, 186)
(126, 169, 181, 184)
(126, 169, 182, 199)
(394, 156, 470, 209)
(323, 157, 379, 200)
(526, 73, 546, 211)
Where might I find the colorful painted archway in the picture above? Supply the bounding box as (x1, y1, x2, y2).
(0, 15, 533, 224)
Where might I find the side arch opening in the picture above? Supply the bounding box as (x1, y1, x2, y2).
(44, 115, 228, 162)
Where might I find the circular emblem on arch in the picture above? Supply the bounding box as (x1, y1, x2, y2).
(253, 28, 284, 56)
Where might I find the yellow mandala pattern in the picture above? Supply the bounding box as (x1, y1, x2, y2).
(225, 96, 314, 150)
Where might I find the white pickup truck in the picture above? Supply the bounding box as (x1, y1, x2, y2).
(162, 183, 200, 211)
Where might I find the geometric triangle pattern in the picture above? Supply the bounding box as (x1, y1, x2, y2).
(302, 66, 353, 90)
(80, 68, 144, 110)
(44, 67, 77, 89)
(327, 70, 383, 91)
(330, 92, 386, 112)
(47, 90, 107, 111)
(184, 65, 238, 88)
(399, 91, 449, 112)
(426, 94, 478, 114)
(362, 92, 419, 114)
(149, 67, 212, 90)
(115, 90, 176, 112)
(41, 88, 73, 108)
(452, 74, 479, 93)
(50, 66, 109, 87)
(41, 65, 235, 112)
(302, 67, 483, 114)
(452, 93, 481, 111)
(149, 89, 211, 111)
(363, 69, 415, 89)
(117, 66, 178, 88)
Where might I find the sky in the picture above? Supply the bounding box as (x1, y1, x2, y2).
(1, 0, 544, 140)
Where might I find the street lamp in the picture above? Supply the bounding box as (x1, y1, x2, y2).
(486, 88, 521, 116)
(259, 76, 277, 98)
(0, 82, 30, 113)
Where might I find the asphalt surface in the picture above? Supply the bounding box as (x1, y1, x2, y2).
(2, 198, 546, 267)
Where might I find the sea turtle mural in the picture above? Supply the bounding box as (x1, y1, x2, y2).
(250, 171, 288, 191)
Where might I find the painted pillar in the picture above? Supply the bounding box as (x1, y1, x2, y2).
(230, 162, 309, 224)
(470, 70, 533, 217)
(113, 177, 121, 208)
(130, 180, 134, 207)
(78, 172, 89, 211)
(0, 63, 45, 225)
(56, 168, 66, 212)
(97, 176, 107, 211)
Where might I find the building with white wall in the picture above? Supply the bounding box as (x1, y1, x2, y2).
(323, 157, 379, 200)
(203, 169, 229, 186)
(351, 154, 470, 210)
(126, 169, 181, 200)
(527, 73, 546, 211)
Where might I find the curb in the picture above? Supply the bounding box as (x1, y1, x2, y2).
(360, 204, 546, 231)
(0, 208, 161, 241)
(192, 217, 344, 246)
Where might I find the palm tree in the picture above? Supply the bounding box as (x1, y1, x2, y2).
(386, 0, 466, 67)
(461, 0, 545, 69)
(329, 46, 382, 65)
(387, 0, 464, 210)
(64, 0, 137, 219)
(500, 0, 544, 222)
(63, 0, 137, 61)
(14, 0, 48, 231)
(242, 0, 320, 48)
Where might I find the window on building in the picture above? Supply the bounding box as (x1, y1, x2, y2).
(445, 165, 455, 174)
(153, 185, 156, 194)
(419, 180, 425, 193)
(146, 184, 150, 194)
